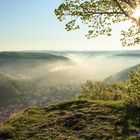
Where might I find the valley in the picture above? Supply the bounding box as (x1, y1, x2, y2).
(0, 50, 140, 124)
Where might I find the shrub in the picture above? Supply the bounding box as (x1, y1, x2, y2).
(79, 66, 140, 108)
(79, 80, 125, 101)
(125, 66, 140, 107)
(0, 125, 15, 139)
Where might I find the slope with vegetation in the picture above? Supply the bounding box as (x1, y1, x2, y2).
(104, 64, 139, 84)
(0, 73, 27, 106)
(0, 99, 140, 140)
(0, 66, 140, 140)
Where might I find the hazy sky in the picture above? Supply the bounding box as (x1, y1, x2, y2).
(0, 0, 139, 51)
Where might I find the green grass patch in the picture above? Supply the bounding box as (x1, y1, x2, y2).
(0, 99, 140, 140)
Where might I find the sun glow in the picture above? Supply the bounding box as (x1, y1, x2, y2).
(133, 7, 140, 19)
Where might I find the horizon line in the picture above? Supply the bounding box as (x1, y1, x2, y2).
(0, 48, 140, 52)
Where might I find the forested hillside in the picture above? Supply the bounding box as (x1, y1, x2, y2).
(104, 64, 139, 84)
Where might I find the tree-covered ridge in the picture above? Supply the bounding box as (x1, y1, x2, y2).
(0, 52, 70, 60)
(55, 0, 140, 46)
(104, 64, 139, 84)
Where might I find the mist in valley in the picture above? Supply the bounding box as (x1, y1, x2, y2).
(1, 51, 140, 84)
(0, 51, 140, 123)
(64, 51, 140, 81)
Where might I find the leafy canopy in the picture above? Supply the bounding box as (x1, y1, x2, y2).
(126, 66, 140, 107)
(55, 0, 140, 47)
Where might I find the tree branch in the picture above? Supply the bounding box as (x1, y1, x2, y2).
(113, 0, 136, 21)
(120, 0, 135, 9)
(78, 1, 124, 16)
(83, 11, 124, 15)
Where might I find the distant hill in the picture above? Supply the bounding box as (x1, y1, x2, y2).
(0, 99, 139, 140)
(0, 52, 70, 60)
(104, 64, 139, 84)
(0, 52, 72, 81)
(0, 52, 71, 70)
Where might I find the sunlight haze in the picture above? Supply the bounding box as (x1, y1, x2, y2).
(0, 0, 139, 51)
